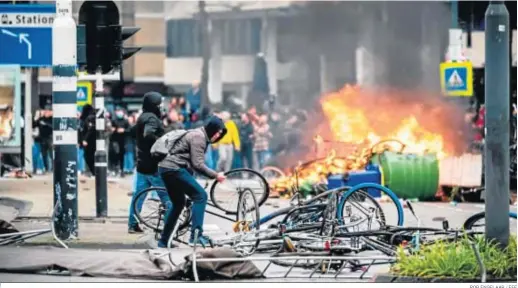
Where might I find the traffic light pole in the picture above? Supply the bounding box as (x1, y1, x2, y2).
(52, 0, 78, 240)
(94, 72, 108, 217)
(77, 0, 142, 219)
(484, 1, 510, 247)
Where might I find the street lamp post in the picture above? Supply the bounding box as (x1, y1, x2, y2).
(484, 0, 510, 247)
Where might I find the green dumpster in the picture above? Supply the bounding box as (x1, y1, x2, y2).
(370, 151, 439, 200)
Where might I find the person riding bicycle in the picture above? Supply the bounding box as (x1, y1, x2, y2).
(158, 115, 227, 247)
(128, 91, 172, 234)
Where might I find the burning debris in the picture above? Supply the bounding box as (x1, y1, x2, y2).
(269, 84, 468, 197)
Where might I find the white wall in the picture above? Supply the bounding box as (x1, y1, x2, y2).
(164, 56, 255, 85)
(164, 1, 295, 20)
(463, 31, 517, 68)
(164, 56, 296, 86)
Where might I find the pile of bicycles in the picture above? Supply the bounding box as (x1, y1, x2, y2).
(131, 168, 517, 280)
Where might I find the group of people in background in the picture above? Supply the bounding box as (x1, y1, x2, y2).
(35, 92, 307, 178)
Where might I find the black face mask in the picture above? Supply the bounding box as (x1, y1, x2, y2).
(204, 116, 226, 142)
(142, 91, 163, 117)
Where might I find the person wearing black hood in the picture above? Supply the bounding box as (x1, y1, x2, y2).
(110, 107, 129, 177)
(157, 115, 227, 247)
(36, 106, 54, 173)
(79, 104, 96, 175)
(127, 92, 172, 234)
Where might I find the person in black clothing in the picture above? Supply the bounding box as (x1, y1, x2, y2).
(238, 113, 254, 169)
(127, 92, 171, 233)
(36, 107, 53, 173)
(79, 104, 96, 176)
(110, 107, 129, 177)
(123, 114, 137, 174)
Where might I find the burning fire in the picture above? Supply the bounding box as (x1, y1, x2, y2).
(320, 84, 448, 158)
(269, 84, 466, 197)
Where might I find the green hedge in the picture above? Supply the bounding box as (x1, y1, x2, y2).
(391, 235, 517, 280)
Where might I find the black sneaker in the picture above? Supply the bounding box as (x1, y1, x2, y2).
(128, 226, 144, 234)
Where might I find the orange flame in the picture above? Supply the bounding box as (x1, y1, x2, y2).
(269, 84, 466, 197)
(319, 85, 451, 159)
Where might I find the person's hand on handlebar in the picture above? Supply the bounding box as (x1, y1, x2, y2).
(216, 172, 226, 183)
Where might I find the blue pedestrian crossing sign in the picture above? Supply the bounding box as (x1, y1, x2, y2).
(77, 82, 92, 107)
(439, 61, 473, 97)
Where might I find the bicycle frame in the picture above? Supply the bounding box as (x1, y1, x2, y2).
(251, 186, 346, 228)
(176, 180, 249, 224)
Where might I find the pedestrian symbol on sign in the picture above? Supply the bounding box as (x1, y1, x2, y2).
(439, 61, 473, 97)
(1, 14, 9, 25)
(447, 70, 464, 88)
(77, 87, 86, 101)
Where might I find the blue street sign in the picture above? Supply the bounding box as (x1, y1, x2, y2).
(439, 61, 473, 97)
(77, 81, 92, 107)
(0, 4, 55, 67)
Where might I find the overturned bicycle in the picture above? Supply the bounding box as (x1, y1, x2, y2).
(130, 169, 517, 281)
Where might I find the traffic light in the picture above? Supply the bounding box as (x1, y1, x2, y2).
(77, 1, 141, 74)
(113, 27, 141, 67)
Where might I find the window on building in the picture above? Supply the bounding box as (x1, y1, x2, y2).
(219, 18, 261, 55)
(167, 18, 262, 57)
(166, 19, 202, 57)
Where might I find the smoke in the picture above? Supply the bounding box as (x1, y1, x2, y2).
(276, 1, 452, 105)
(272, 2, 473, 162)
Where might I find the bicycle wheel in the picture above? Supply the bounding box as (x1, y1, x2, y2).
(210, 168, 269, 214)
(332, 187, 387, 233)
(233, 188, 261, 255)
(261, 166, 285, 180)
(337, 183, 404, 228)
(320, 191, 338, 236)
(463, 211, 517, 232)
(237, 188, 260, 230)
(132, 187, 190, 235)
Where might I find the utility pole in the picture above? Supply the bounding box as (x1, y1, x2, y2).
(199, 0, 210, 109)
(484, 1, 510, 247)
(52, 0, 78, 239)
(94, 73, 108, 217)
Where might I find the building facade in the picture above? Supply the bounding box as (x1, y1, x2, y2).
(33, 1, 516, 107)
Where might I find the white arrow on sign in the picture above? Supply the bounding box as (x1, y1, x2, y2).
(1, 29, 32, 60)
(19, 33, 32, 60)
